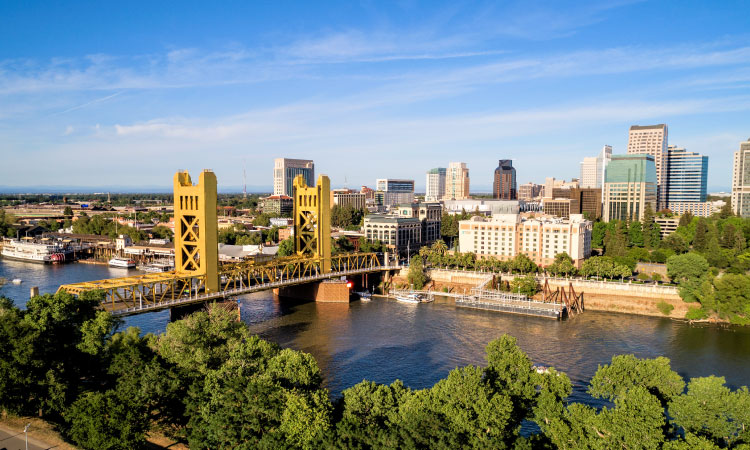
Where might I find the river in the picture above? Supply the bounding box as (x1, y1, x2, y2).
(2, 259, 749, 403)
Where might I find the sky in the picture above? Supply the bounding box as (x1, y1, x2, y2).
(1, 0, 749, 193)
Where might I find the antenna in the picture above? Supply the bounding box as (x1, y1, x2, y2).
(243, 159, 247, 198)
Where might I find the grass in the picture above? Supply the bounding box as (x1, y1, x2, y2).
(657, 301, 674, 316)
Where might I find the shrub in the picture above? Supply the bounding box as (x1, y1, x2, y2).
(657, 301, 674, 316)
(651, 273, 662, 282)
(441, 286, 449, 293)
(685, 307, 708, 320)
(637, 273, 651, 281)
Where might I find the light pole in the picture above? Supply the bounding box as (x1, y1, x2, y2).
(24, 423, 30, 450)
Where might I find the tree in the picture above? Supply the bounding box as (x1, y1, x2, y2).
(253, 213, 272, 227)
(591, 221, 607, 249)
(588, 355, 685, 406)
(679, 211, 694, 227)
(669, 376, 750, 448)
(604, 221, 628, 257)
(642, 205, 661, 249)
(547, 252, 576, 277)
(510, 275, 538, 297)
(713, 274, 750, 319)
(667, 253, 709, 284)
(63, 205, 74, 219)
(663, 233, 688, 254)
(510, 253, 537, 274)
(278, 237, 295, 257)
(718, 200, 734, 219)
(628, 221, 644, 248)
(693, 219, 708, 251)
(407, 255, 428, 290)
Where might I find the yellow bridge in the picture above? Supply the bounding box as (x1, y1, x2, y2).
(57, 170, 397, 317)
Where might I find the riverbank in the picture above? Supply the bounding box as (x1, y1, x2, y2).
(392, 268, 699, 321)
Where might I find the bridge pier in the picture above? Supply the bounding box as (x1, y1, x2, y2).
(275, 280, 350, 302)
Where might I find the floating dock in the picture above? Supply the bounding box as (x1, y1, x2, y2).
(455, 289, 566, 319)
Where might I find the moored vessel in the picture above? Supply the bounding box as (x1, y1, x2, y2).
(109, 257, 136, 268)
(1, 238, 72, 264)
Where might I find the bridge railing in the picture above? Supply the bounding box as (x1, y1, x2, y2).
(58, 252, 390, 312)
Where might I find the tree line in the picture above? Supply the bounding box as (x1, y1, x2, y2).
(1, 293, 748, 449)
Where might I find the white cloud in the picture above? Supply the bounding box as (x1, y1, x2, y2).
(63, 125, 74, 136)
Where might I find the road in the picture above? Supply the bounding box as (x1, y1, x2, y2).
(0, 426, 56, 450)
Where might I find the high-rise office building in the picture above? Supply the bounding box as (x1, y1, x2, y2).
(603, 154, 657, 222)
(665, 146, 709, 216)
(732, 138, 750, 217)
(375, 178, 415, 207)
(273, 158, 314, 196)
(493, 160, 517, 200)
(518, 182, 543, 200)
(580, 145, 612, 188)
(543, 177, 579, 198)
(444, 162, 470, 200)
(425, 168, 446, 202)
(627, 124, 668, 208)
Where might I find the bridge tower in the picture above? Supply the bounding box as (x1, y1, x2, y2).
(293, 174, 331, 273)
(173, 170, 219, 293)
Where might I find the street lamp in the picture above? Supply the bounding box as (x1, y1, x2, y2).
(24, 423, 30, 450)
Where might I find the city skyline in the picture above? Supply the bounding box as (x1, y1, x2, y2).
(1, 1, 749, 191)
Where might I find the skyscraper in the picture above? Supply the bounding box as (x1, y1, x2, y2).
(425, 168, 446, 202)
(580, 145, 612, 188)
(375, 178, 415, 207)
(273, 158, 314, 196)
(444, 162, 470, 200)
(732, 138, 750, 218)
(665, 146, 709, 216)
(493, 160, 516, 200)
(627, 124, 668, 209)
(603, 154, 657, 222)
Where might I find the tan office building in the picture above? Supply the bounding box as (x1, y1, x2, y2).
(444, 162, 470, 200)
(731, 138, 750, 218)
(627, 124, 668, 208)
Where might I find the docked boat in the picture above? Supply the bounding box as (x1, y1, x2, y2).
(109, 257, 136, 268)
(1, 238, 71, 264)
(139, 261, 174, 273)
(355, 290, 372, 301)
(395, 293, 422, 304)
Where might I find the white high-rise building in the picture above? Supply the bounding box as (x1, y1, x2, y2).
(273, 158, 314, 196)
(731, 138, 750, 218)
(580, 145, 612, 188)
(425, 168, 446, 202)
(627, 124, 668, 209)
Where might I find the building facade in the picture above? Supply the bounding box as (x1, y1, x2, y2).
(444, 162, 470, 200)
(331, 189, 366, 210)
(458, 214, 592, 268)
(273, 158, 314, 196)
(580, 145, 612, 188)
(543, 199, 574, 219)
(396, 203, 442, 245)
(603, 154, 657, 222)
(375, 179, 415, 208)
(260, 195, 293, 216)
(363, 215, 421, 255)
(543, 177, 579, 198)
(665, 146, 709, 216)
(493, 160, 517, 200)
(732, 138, 750, 218)
(518, 182, 543, 200)
(425, 168, 446, 202)
(627, 124, 668, 208)
(443, 199, 523, 216)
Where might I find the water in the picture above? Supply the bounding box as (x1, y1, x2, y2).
(3, 259, 749, 402)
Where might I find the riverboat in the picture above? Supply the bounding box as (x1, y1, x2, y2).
(1, 238, 70, 264)
(109, 257, 136, 268)
(139, 261, 174, 273)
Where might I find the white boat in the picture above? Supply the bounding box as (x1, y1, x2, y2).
(109, 257, 136, 268)
(355, 291, 372, 300)
(1, 239, 69, 264)
(11, 278, 22, 285)
(139, 261, 174, 273)
(395, 293, 422, 304)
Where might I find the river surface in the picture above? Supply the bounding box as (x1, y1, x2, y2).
(2, 258, 749, 403)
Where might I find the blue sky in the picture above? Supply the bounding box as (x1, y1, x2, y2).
(1, 0, 748, 192)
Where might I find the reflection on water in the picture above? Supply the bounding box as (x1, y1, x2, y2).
(3, 258, 750, 400)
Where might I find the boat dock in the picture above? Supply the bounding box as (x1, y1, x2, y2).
(455, 289, 565, 319)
